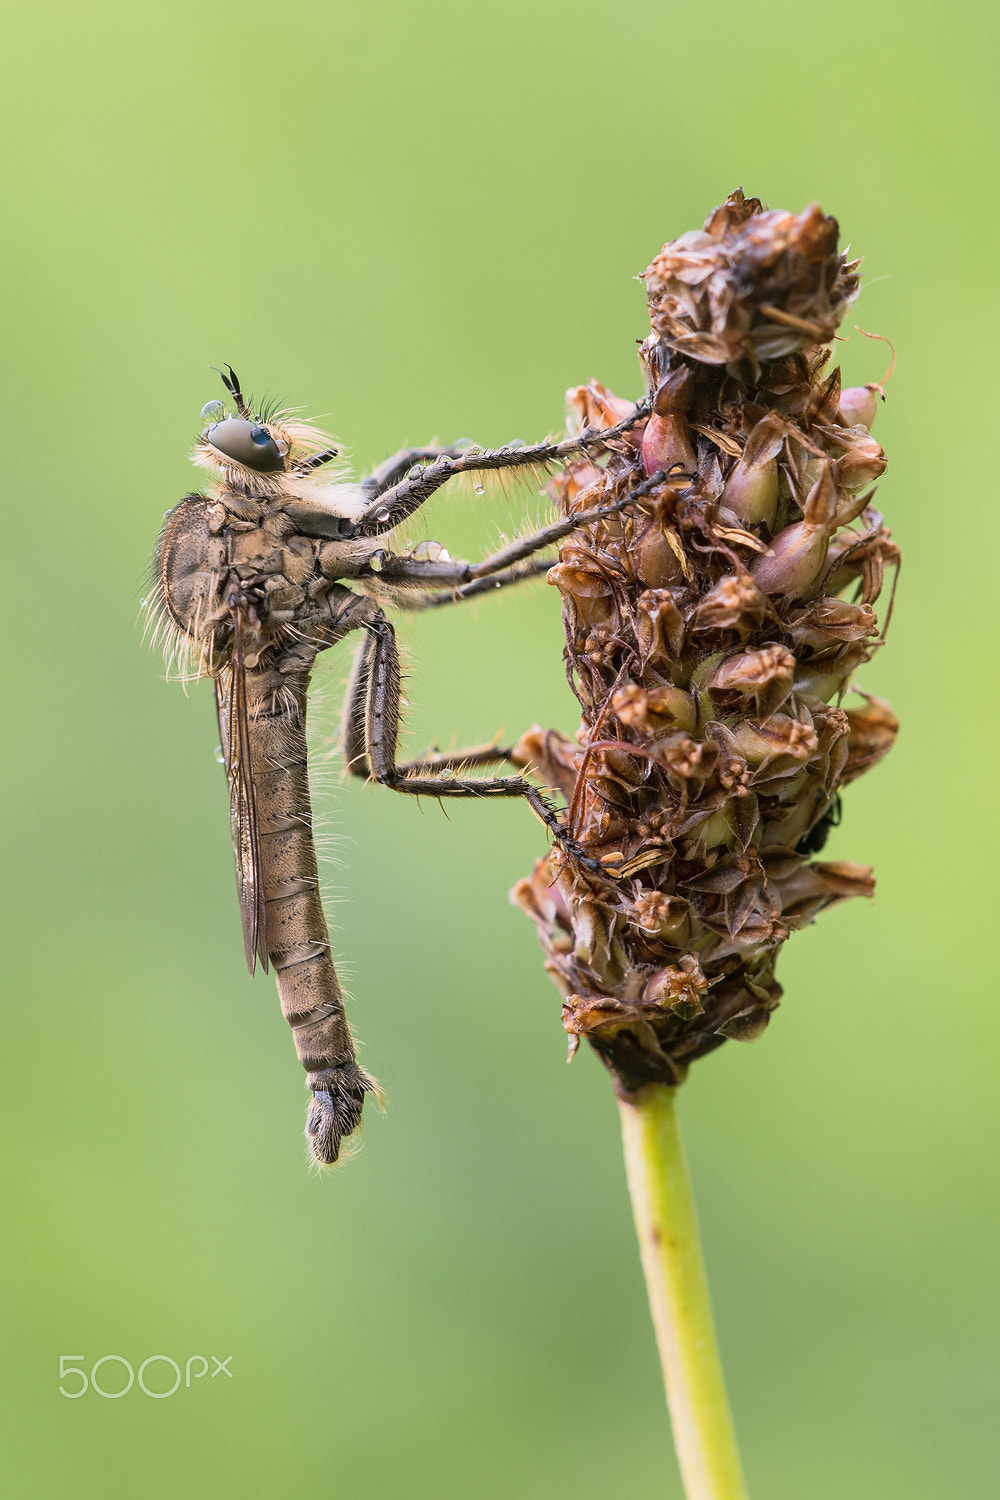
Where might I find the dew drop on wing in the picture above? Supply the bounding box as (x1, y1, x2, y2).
(375, 506, 390, 523)
(214, 744, 225, 764)
(407, 464, 423, 480)
(369, 551, 386, 573)
(473, 481, 485, 495)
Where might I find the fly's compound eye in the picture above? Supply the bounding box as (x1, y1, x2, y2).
(202, 416, 285, 473)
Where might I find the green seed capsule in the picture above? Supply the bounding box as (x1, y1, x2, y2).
(722, 456, 779, 528)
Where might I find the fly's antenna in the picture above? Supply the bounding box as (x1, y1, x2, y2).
(212, 365, 250, 418)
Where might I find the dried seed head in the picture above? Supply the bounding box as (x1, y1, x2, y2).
(513, 191, 898, 1100)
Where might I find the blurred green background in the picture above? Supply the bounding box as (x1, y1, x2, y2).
(1, 1, 996, 1495)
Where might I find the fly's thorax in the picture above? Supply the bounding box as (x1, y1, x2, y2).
(154, 489, 349, 675)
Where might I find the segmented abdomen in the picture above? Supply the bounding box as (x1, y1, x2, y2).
(247, 661, 375, 1165)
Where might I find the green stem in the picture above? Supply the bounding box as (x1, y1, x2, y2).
(619, 1083, 748, 1500)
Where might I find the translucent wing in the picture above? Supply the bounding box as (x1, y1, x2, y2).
(215, 608, 269, 975)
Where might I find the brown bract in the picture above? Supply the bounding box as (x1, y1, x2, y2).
(511, 190, 899, 1099)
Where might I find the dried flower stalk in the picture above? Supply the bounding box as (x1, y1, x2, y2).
(510, 191, 899, 1496)
(513, 188, 898, 1092)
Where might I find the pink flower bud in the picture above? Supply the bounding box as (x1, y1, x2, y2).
(641, 413, 696, 478)
(652, 365, 694, 417)
(838, 386, 879, 427)
(752, 520, 829, 600)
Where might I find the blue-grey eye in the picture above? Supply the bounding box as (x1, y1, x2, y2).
(202, 416, 285, 473)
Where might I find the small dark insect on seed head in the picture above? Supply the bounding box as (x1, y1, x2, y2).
(794, 794, 843, 856)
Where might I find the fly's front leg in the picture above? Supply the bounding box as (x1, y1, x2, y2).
(359, 443, 469, 502)
(350, 400, 651, 538)
(342, 603, 602, 870)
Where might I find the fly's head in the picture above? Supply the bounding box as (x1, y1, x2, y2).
(193, 366, 343, 502)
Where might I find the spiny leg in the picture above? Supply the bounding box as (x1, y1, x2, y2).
(394, 743, 518, 775)
(341, 615, 519, 783)
(350, 400, 650, 538)
(359, 443, 469, 502)
(422, 558, 551, 609)
(339, 605, 600, 870)
(372, 465, 678, 592)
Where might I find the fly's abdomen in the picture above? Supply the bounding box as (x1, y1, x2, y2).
(248, 665, 376, 1164)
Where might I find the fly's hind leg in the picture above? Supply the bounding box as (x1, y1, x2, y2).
(341, 603, 600, 870)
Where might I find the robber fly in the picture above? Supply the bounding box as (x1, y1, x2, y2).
(150, 368, 650, 1165)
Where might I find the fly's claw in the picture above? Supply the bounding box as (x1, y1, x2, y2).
(551, 826, 603, 875)
(532, 791, 603, 873)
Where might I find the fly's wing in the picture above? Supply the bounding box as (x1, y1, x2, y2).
(215, 628, 269, 975)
